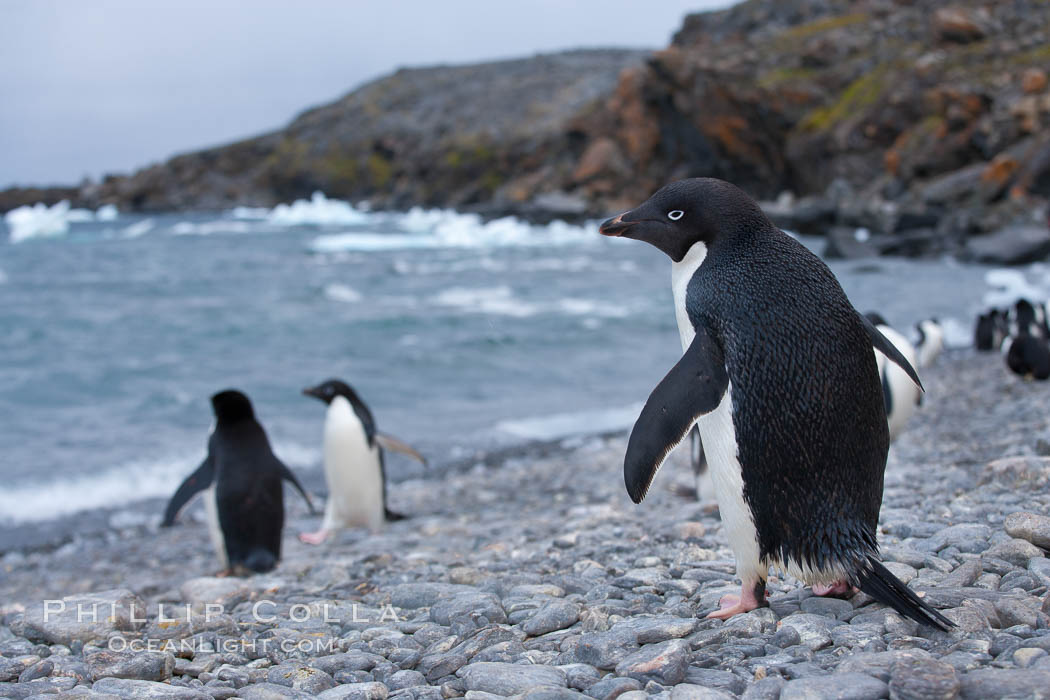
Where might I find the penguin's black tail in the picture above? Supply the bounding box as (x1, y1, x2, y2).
(385, 508, 408, 522)
(855, 556, 954, 631)
(243, 548, 277, 573)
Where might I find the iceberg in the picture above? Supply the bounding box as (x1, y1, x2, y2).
(5, 200, 72, 243)
(268, 191, 369, 226)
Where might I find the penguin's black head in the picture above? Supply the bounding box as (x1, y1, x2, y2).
(598, 178, 769, 262)
(303, 378, 358, 405)
(211, 389, 255, 424)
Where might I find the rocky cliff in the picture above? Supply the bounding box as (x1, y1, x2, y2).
(6, 1, 1050, 258)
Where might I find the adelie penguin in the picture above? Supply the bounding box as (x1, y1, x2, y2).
(162, 390, 316, 575)
(300, 379, 427, 544)
(599, 178, 952, 630)
(1003, 299, 1050, 380)
(865, 313, 922, 442)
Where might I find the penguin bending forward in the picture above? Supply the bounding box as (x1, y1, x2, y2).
(300, 379, 426, 544)
(599, 178, 951, 630)
(162, 390, 316, 575)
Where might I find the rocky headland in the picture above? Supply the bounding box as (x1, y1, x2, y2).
(5, 0, 1050, 262)
(3, 350, 1050, 698)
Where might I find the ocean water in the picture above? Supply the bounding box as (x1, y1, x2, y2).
(0, 195, 1043, 543)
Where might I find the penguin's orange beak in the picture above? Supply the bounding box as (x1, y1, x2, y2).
(599, 213, 634, 237)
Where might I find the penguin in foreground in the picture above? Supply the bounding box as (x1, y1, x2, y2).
(299, 379, 427, 544)
(866, 313, 922, 442)
(599, 178, 952, 630)
(162, 390, 316, 574)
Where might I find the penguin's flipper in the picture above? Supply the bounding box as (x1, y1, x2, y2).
(855, 557, 954, 631)
(161, 455, 214, 527)
(625, 327, 728, 504)
(376, 433, 428, 467)
(860, 313, 923, 391)
(278, 462, 318, 515)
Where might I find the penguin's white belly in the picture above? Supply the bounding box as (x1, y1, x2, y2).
(204, 485, 228, 568)
(322, 398, 384, 532)
(875, 325, 920, 442)
(695, 383, 763, 581)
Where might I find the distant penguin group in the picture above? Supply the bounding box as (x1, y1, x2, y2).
(162, 382, 425, 573)
(600, 177, 951, 629)
(975, 299, 1050, 379)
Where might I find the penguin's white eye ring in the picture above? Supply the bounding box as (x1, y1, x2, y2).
(668, 210, 684, 221)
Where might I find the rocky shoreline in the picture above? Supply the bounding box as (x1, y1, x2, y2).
(3, 349, 1050, 699)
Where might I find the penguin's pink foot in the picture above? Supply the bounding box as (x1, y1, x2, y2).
(706, 580, 767, 620)
(299, 529, 330, 545)
(811, 579, 856, 597)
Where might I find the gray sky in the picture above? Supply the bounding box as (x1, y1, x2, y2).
(0, 1, 735, 188)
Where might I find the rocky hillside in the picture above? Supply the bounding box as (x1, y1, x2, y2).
(7, 0, 1050, 259)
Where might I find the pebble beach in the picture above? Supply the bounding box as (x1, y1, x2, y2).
(3, 349, 1050, 700)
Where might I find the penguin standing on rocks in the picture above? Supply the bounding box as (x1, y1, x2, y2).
(162, 390, 316, 575)
(1003, 299, 1050, 380)
(599, 178, 951, 629)
(300, 379, 426, 544)
(866, 313, 922, 442)
(914, 318, 944, 368)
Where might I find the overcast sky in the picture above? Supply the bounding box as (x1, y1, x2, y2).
(0, 1, 735, 188)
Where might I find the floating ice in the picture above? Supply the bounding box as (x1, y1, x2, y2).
(121, 218, 155, 239)
(170, 220, 253, 236)
(495, 403, 643, 441)
(5, 201, 125, 243)
(268, 191, 369, 226)
(324, 283, 363, 303)
(96, 203, 119, 221)
(983, 268, 1047, 308)
(433, 285, 630, 319)
(310, 210, 594, 253)
(5, 200, 72, 243)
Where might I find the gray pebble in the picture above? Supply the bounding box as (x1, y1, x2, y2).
(456, 661, 567, 695)
(522, 601, 581, 637)
(1004, 512, 1050, 549)
(959, 668, 1050, 699)
(317, 682, 391, 700)
(669, 684, 736, 700)
(780, 672, 887, 699)
(583, 676, 642, 700)
(888, 653, 959, 700)
(91, 677, 212, 698)
(613, 639, 690, 686)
